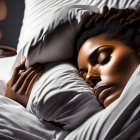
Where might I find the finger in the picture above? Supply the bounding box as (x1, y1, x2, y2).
(17, 68, 43, 94)
(19, 68, 41, 94)
(14, 66, 41, 92)
(16, 57, 26, 70)
(10, 57, 26, 84)
(25, 70, 43, 97)
(15, 65, 41, 90)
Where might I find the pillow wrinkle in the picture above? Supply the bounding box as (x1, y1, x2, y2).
(21, 0, 139, 132)
(26, 62, 103, 131)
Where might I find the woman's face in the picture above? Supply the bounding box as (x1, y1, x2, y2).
(78, 34, 139, 107)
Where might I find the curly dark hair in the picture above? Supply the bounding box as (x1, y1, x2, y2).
(73, 6, 140, 66)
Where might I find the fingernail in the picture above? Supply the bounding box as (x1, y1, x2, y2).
(21, 57, 26, 63)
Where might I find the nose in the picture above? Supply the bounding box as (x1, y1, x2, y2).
(85, 65, 101, 87)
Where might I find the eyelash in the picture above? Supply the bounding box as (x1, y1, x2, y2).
(82, 72, 87, 79)
(80, 72, 87, 80)
(80, 56, 110, 78)
(79, 52, 111, 79)
(99, 56, 111, 65)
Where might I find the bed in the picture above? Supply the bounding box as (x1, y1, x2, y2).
(0, 0, 140, 140)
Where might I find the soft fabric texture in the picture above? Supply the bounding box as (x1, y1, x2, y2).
(0, 80, 6, 96)
(6, 0, 139, 138)
(0, 56, 16, 96)
(0, 64, 139, 140)
(65, 64, 140, 140)
(0, 56, 16, 82)
(26, 61, 103, 131)
(0, 95, 68, 140)
(22, 5, 98, 68)
(15, 0, 140, 68)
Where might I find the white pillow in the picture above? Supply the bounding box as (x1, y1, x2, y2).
(26, 62, 103, 131)
(16, 0, 139, 68)
(21, 5, 99, 68)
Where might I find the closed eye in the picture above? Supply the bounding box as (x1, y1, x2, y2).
(89, 45, 113, 66)
(79, 70, 87, 80)
(99, 56, 111, 65)
(82, 72, 87, 80)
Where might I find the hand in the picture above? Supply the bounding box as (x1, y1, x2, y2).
(5, 57, 43, 107)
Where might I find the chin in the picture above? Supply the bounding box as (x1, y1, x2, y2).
(103, 91, 122, 108)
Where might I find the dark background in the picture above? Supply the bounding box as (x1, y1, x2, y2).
(0, 0, 25, 49)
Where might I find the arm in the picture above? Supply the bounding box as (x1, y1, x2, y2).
(5, 57, 43, 107)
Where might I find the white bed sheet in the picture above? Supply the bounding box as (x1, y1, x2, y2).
(0, 56, 16, 96)
(0, 56, 16, 82)
(0, 95, 67, 140)
(0, 57, 139, 140)
(0, 56, 68, 140)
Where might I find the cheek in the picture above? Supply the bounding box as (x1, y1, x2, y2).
(100, 51, 137, 84)
(111, 51, 138, 78)
(110, 54, 131, 75)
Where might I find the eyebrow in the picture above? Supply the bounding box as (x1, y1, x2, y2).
(88, 45, 112, 61)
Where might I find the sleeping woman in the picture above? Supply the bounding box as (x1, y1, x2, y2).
(5, 6, 140, 110)
(74, 6, 140, 107)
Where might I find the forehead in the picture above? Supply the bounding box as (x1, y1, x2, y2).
(77, 34, 132, 69)
(77, 35, 107, 63)
(77, 36, 100, 69)
(80, 37, 103, 53)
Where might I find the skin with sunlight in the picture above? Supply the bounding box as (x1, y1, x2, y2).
(78, 34, 139, 107)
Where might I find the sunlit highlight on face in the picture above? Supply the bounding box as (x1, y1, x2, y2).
(78, 34, 139, 107)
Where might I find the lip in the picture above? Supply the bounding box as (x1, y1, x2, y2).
(94, 85, 112, 104)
